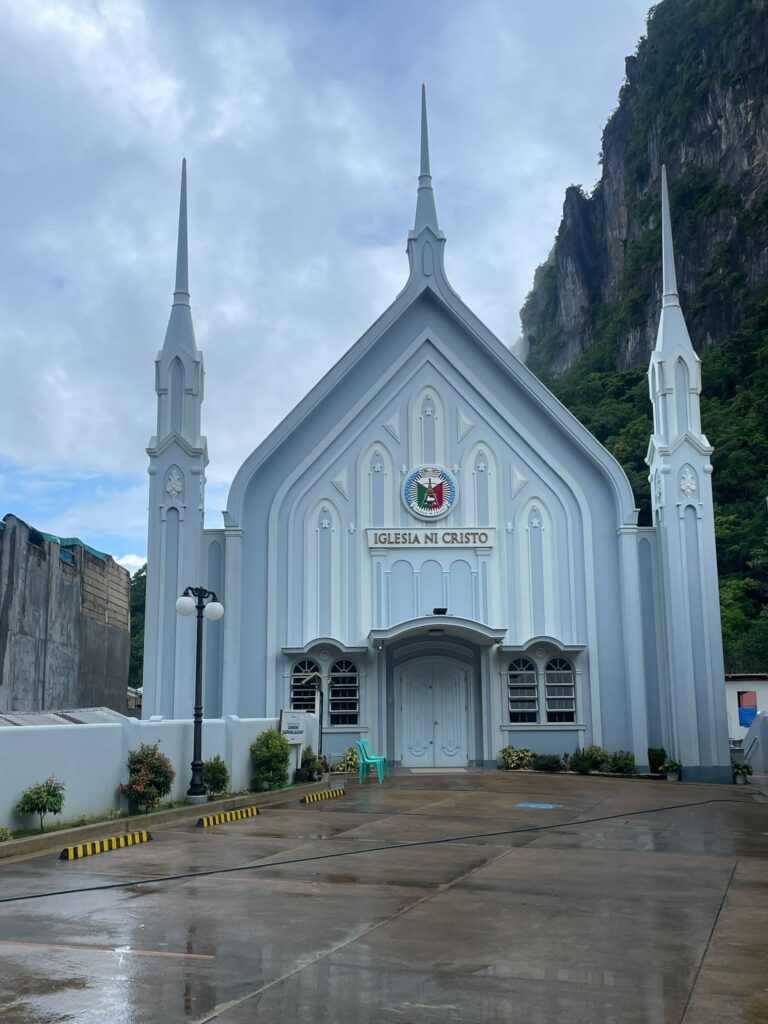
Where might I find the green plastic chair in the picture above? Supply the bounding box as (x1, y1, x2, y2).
(357, 738, 387, 784)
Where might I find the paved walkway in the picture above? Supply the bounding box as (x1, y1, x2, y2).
(0, 771, 766, 1023)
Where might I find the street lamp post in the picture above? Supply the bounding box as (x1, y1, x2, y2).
(176, 587, 224, 802)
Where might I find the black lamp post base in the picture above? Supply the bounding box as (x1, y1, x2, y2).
(185, 793, 208, 805)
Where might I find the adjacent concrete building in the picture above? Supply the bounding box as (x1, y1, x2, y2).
(0, 514, 130, 713)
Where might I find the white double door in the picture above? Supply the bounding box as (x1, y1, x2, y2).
(400, 659, 468, 767)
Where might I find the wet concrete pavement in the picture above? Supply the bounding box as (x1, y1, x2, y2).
(0, 771, 767, 1023)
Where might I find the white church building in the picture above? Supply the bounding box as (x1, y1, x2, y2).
(142, 93, 731, 782)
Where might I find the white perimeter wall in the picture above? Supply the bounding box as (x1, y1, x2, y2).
(0, 713, 319, 828)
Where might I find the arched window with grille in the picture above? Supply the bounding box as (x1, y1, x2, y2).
(329, 660, 359, 726)
(507, 658, 538, 723)
(291, 660, 321, 712)
(545, 658, 575, 723)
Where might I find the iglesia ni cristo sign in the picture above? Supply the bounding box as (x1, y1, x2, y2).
(367, 528, 494, 548)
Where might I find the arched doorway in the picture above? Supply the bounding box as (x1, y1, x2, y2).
(398, 656, 469, 767)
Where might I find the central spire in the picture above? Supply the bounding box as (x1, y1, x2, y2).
(413, 84, 440, 235)
(174, 158, 189, 306)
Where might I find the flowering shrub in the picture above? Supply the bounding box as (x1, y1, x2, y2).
(331, 747, 360, 774)
(120, 742, 175, 812)
(499, 746, 534, 770)
(16, 777, 66, 832)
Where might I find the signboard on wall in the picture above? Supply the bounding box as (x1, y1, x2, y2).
(279, 709, 307, 744)
(367, 527, 494, 549)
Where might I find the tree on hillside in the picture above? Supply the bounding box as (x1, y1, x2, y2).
(129, 564, 146, 689)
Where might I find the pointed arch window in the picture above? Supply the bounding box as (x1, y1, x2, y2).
(545, 658, 575, 723)
(329, 659, 359, 726)
(507, 658, 538, 723)
(291, 660, 321, 713)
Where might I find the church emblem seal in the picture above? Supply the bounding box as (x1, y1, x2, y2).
(403, 466, 457, 519)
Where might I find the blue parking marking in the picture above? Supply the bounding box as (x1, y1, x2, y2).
(515, 802, 561, 809)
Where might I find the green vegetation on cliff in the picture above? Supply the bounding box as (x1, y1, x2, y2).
(525, 0, 768, 670)
(545, 289, 768, 673)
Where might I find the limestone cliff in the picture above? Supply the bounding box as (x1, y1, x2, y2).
(521, 0, 768, 377)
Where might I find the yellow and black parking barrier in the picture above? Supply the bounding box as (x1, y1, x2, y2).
(196, 806, 260, 828)
(59, 830, 152, 861)
(303, 787, 346, 804)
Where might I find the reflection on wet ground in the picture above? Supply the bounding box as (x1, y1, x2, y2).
(0, 771, 766, 1023)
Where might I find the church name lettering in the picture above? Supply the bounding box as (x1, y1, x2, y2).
(367, 528, 494, 548)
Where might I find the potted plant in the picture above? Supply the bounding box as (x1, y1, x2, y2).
(660, 759, 682, 782)
(732, 762, 753, 785)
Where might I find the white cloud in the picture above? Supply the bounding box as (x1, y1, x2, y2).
(116, 554, 146, 575)
(0, 0, 652, 553)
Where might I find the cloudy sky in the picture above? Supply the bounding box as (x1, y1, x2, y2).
(0, 0, 651, 572)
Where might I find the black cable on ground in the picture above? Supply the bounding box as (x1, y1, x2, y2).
(0, 796, 758, 906)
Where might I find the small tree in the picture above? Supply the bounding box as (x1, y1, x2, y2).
(202, 754, 230, 798)
(120, 742, 175, 812)
(250, 728, 291, 790)
(17, 777, 65, 832)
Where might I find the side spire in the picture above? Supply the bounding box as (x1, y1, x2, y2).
(161, 158, 198, 357)
(653, 164, 693, 355)
(661, 165, 678, 307)
(413, 84, 440, 234)
(174, 158, 189, 306)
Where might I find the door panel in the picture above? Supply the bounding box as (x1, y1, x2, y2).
(401, 660, 468, 767)
(434, 668, 466, 766)
(402, 674, 433, 764)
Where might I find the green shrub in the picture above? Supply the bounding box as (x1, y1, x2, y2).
(105, 807, 122, 821)
(119, 742, 175, 812)
(331, 747, 360, 773)
(499, 746, 534, 770)
(0, 825, 13, 842)
(250, 728, 291, 790)
(648, 747, 667, 774)
(202, 754, 230, 798)
(660, 759, 682, 775)
(584, 744, 608, 771)
(16, 777, 66, 832)
(607, 750, 636, 775)
(532, 754, 563, 773)
(570, 748, 592, 774)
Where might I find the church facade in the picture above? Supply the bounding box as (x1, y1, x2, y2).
(142, 95, 732, 782)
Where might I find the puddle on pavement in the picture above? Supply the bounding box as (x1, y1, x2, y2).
(13, 974, 89, 997)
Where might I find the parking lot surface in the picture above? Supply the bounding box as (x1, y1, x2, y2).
(0, 770, 766, 1023)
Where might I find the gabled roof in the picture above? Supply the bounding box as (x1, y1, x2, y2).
(225, 92, 638, 527)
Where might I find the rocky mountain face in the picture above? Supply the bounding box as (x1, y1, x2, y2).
(521, 0, 768, 378)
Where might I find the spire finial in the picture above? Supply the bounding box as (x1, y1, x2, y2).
(413, 85, 440, 234)
(661, 165, 679, 306)
(420, 83, 431, 179)
(174, 158, 189, 305)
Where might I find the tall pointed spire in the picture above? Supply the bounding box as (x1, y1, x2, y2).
(413, 84, 440, 234)
(661, 165, 679, 307)
(174, 158, 189, 306)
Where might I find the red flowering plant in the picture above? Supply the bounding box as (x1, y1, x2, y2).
(119, 742, 175, 812)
